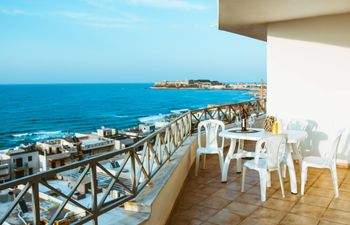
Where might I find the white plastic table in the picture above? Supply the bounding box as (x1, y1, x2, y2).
(219, 128, 307, 194)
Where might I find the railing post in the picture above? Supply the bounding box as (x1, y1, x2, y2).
(90, 163, 99, 225)
(31, 180, 40, 225)
(130, 150, 137, 194)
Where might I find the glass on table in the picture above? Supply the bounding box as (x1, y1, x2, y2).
(248, 115, 256, 128)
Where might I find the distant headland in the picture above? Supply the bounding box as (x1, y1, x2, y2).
(151, 79, 266, 96)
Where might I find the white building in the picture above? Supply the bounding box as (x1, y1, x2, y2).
(4, 145, 39, 179)
(36, 139, 79, 171)
(97, 127, 117, 137)
(75, 133, 115, 155)
(0, 154, 10, 183)
(219, 0, 350, 164)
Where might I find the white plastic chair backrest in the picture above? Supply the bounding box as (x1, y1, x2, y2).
(324, 129, 345, 164)
(198, 120, 225, 149)
(254, 135, 286, 170)
(287, 119, 308, 131)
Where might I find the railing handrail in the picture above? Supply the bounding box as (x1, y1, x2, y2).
(0, 111, 192, 189)
(190, 99, 264, 113)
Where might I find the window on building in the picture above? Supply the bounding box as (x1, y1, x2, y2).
(28, 168, 33, 175)
(28, 156, 32, 161)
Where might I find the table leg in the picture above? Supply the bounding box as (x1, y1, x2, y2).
(236, 140, 244, 173)
(291, 143, 303, 173)
(285, 146, 298, 194)
(221, 138, 236, 182)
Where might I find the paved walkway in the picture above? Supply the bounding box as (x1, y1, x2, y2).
(168, 142, 350, 225)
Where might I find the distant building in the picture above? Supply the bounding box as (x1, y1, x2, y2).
(138, 124, 156, 133)
(36, 138, 79, 171)
(4, 145, 40, 179)
(97, 127, 117, 137)
(199, 82, 211, 89)
(0, 154, 10, 183)
(114, 137, 134, 150)
(75, 133, 115, 156)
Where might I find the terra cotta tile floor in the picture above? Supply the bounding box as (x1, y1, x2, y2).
(168, 141, 350, 225)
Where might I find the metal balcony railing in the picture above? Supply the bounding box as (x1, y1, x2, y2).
(0, 99, 265, 225)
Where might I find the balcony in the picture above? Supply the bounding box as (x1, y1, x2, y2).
(168, 146, 350, 225)
(0, 164, 9, 177)
(13, 162, 28, 171)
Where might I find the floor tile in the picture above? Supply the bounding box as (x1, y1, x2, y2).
(279, 213, 319, 225)
(271, 190, 300, 202)
(248, 207, 286, 224)
(235, 193, 265, 206)
(197, 196, 231, 210)
(339, 182, 350, 192)
(322, 208, 350, 224)
(169, 214, 204, 225)
(210, 188, 241, 201)
(298, 194, 332, 207)
(224, 201, 258, 216)
(199, 222, 217, 225)
(306, 187, 336, 198)
(290, 203, 326, 219)
(329, 199, 350, 212)
(338, 191, 350, 201)
(177, 205, 219, 221)
(262, 197, 295, 211)
(207, 209, 243, 225)
(318, 220, 344, 225)
(239, 217, 277, 225)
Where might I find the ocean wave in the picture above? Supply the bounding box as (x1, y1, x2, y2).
(12, 131, 65, 141)
(171, 109, 189, 115)
(138, 114, 170, 124)
(113, 115, 129, 118)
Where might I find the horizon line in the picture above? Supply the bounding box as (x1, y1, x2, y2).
(0, 80, 264, 85)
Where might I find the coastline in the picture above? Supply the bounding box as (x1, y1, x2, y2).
(150, 86, 260, 96)
(150, 86, 260, 91)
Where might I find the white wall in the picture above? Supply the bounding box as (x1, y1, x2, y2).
(267, 13, 350, 164)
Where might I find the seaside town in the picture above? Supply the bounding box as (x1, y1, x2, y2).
(152, 79, 266, 91)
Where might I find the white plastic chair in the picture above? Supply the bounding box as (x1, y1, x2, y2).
(286, 119, 308, 131)
(195, 120, 225, 176)
(301, 129, 345, 198)
(241, 135, 287, 201)
(284, 119, 308, 175)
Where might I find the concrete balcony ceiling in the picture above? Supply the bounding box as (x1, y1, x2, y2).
(219, 0, 350, 41)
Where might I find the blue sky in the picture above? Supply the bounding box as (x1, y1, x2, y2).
(0, 0, 266, 84)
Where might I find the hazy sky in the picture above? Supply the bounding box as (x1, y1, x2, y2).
(0, 0, 266, 84)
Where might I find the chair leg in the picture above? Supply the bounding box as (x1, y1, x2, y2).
(195, 152, 201, 176)
(267, 172, 271, 187)
(278, 167, 285, 198)
(282, 164, 287, 178)
(218, 151, 224, 172)
(301, 163, 308, 195)
(241, 166, 247, 192)
(259, 169, 267, 201)
(203, 154, 206, 169)
(236, 140, 243, 173)
(330, 162, 339, 198)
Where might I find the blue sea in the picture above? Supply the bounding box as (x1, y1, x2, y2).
(0, 83, 253, 149)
